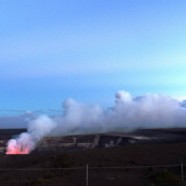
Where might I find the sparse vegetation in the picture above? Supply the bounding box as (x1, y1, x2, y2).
(0, 142, 186, 185)
(148, 170, 182, 186)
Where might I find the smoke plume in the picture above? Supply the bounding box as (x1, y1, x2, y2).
(6, 115, 56, 154)
(6, 90, 186, 154)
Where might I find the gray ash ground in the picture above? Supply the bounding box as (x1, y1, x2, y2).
(0, 128, 186, 185)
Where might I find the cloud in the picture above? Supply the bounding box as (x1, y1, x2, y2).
(52, 90, 186, 135)
(5, 90, 186, 153)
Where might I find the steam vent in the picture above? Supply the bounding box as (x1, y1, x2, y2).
(2, 128, 186, 154)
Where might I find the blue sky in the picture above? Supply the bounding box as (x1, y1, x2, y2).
(0, 0, 186, 112)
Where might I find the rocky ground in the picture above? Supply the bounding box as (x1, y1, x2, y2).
(0, 142, 186, 185)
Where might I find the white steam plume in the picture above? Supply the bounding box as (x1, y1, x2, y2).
(6, 90, 186, 154)
(6, 115, 56, 154)
(53, 91, 186, 135)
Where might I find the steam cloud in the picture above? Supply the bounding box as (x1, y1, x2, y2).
(6, 90, 186, 154)
(6, 116, 56, 154)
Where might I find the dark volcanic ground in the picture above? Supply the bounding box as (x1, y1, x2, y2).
(0, 142, 186, 186)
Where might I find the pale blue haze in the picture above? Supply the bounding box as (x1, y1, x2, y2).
(0, 0, 186, 111)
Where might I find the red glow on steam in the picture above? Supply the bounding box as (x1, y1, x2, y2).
(6, 138, 31, 155)
(6, 146, 30, 155)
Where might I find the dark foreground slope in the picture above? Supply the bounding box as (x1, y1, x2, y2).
(0, 142, 186, 186)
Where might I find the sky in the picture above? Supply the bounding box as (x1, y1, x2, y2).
(0, 0, 186, 113)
